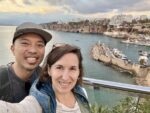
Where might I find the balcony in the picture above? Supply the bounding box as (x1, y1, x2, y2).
(83, 77, 150, 113)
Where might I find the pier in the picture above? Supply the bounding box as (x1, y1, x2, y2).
(91, 42, 150, 86)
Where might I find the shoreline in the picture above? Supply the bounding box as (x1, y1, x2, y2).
(41, 19, 150, 47)
(91, 42, 150, 86)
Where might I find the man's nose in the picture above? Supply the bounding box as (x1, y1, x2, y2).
(28, 45, 37, 53)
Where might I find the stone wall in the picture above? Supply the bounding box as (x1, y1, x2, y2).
(91, 43, 150, 86)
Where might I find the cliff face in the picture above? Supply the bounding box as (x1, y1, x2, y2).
(42, 21, 150, 47)
(91, 43, 150, 86)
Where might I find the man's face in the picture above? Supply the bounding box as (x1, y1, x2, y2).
(11, 33, 45, 71)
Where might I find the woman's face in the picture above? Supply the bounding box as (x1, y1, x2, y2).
(48, 53, 80, 94)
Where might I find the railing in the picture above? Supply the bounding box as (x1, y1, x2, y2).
(83, 77, 150, 113)
(83, 77, 150, 95)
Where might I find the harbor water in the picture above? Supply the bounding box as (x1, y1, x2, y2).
(0, 26, 149, 106)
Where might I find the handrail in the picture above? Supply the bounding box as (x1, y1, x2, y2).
(83, 77, 150, 95)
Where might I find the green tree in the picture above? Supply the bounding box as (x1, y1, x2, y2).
(91, 104, 110, 113)
(90, 97, 150, 113)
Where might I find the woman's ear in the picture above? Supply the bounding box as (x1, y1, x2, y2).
(47, 66, 51, 76)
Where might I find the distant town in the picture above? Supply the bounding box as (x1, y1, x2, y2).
(41, 14, 150, 46)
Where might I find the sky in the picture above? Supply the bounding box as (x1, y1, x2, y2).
(0, 0, 150, 25)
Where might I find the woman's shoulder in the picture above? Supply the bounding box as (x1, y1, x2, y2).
(74, 85, 88, 98)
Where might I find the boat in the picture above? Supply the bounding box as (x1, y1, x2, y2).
(91, 42, 150, 86)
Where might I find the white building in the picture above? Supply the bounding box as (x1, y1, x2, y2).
(109, 14, 133, 26)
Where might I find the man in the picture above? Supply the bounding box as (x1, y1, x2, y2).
(0, 22, 52, 102)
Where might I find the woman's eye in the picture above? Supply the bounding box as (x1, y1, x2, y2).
(56, 66, 63, 70)
(70, 67, 77, 71)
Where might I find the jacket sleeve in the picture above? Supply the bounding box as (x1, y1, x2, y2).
(0, 96, 42, 113)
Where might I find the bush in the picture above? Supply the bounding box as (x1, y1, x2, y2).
(90, 97, 150, 113)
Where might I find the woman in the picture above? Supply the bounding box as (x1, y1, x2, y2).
(0, 44, 91, 113)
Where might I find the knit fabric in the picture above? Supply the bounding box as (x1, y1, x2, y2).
(0, 96, 42, 113)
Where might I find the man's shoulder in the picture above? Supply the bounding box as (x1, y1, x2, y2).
(0, 65, 13, 102)
(0, 65, 8, 76)
(0, 65, 7, 69)
(0, 65, 9, 83)
(0, 63, 12, 72)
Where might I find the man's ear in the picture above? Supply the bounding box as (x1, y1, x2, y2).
(10, 45, 15, 55)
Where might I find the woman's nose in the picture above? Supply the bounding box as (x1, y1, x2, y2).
(62, 70, 69, 80)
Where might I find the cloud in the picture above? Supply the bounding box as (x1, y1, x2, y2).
(44, 0, 148, 14)
(0, 0, 63, 14)
(0, 0, 150, 15)
(0, 11, 79, 25)
(126, 0, 150, 12)
(0, 0, 150, 25)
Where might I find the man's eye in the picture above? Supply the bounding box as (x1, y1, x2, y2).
(21, 42, 29, 45)
(37, 43, 45, 48)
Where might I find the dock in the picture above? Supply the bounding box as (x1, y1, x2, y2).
(91, 42, 150, 86)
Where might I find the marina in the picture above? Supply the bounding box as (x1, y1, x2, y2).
(91, 41, 150, 86)
(121, 37, 150, 46)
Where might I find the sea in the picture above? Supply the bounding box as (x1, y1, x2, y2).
(0, 26, 149, 106)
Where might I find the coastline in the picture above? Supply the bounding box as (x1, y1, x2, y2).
(91, 42, 150, 86)
(41, 19, 150, 47)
